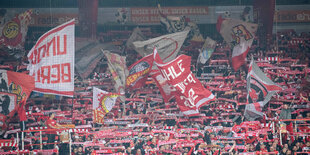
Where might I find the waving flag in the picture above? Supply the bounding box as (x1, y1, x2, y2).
(0, 9, 32, 49)
(103, 51, 128, 102)
(198, 37, 216, 64)
(247, 59, 283, 103)
(75, 40, 119, 79)
(93, 87, 119, 124)
(27, 19, 75, 97)
(150, 70, 176, 103)
(158, 4, 203, 42)
(217, 16, 258, 71)
(154, 48, 215, 116)
(244, 59, 283, 120)
(126, 54, 153, 90)
(0, 70, 35, 105)
(133, 30, 189, 69)
(0, 70, 34, 128)
(126, 27, 146, 50)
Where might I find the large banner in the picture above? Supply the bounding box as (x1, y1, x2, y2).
(275, 10, 310, 23)
(154, 48, 215, 116)
(93, 87, 118, 124)
(131, 7, 208, 24)
(27, 19, 75, 97)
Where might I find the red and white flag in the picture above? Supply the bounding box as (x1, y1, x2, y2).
(0, 70, 35, 128)
(217, 16, 258, 71)
(27, 19, 75, 97)
(150, 69, 175, 103)
(133, 30, 189, 69)
(0, 9, 32, 49)
(126, 54, 153, 90)
(93, 87, 119, 124)
(0, 70, 35, 104)
(154, 48, 215, 116)
(244, 59, 283, 120)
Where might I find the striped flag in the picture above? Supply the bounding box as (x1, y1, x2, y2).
(244, 59, 283, 120)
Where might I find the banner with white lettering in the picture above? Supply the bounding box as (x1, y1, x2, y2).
(27, 19, 75, 97)
(153, 48, 215, 116)
(150, 70, 176, 103)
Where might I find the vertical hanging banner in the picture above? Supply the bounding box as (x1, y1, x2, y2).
(154, 48, 215, 116)
(93, 87, 118, 124)
(27, 19, 75, 97)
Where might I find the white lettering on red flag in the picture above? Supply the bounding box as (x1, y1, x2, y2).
(27, 19, 75, 97)
(153, 48, 215, 116)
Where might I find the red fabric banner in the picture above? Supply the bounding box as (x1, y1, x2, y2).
(150, 70, 175, 103)
(153, 48, 215, 116)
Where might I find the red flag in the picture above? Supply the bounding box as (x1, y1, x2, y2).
(126, 54, 153, 90)
(0, 9, 32, 49)
(153, 48, 215, 116)
(150, 70, 175, 103)
(0, 70, 35, 104)
(0, 70, 34, 129)
(217, 16, 258, 71)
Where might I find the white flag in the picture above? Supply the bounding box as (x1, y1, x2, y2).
(217, 16, 257, 71)
(133, 30, 189, 69)
(93, 87, 119, 123)
(27, 19, 75, 97)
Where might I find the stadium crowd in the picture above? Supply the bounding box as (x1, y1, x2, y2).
(0, 20, 310, 155)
